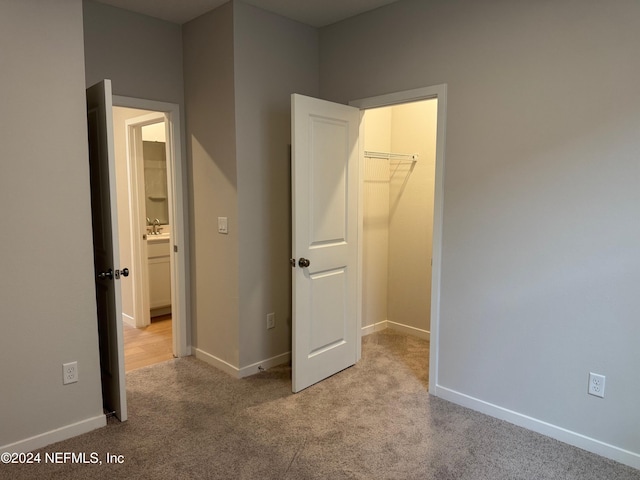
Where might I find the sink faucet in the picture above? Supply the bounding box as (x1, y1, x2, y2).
(153, 218, 160, 235)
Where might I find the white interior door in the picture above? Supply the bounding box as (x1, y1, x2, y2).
(291, 94, 360, 393)
(87, 80, 128, 421)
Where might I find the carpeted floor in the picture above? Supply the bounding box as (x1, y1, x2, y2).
(3, 330, 639, 479)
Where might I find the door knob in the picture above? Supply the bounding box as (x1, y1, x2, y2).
(97, 268, 113, 280)
(114, 268, 130, 280)
(298, 258, 310, 268)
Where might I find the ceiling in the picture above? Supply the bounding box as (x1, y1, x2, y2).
(95, 0, 399, 27)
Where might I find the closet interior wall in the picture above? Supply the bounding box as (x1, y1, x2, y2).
(362, 100, 438, 337)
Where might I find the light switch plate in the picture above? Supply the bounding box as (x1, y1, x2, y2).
(218, 217, 228, 234)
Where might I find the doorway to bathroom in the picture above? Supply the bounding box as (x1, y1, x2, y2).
(111, 98, 188, 371)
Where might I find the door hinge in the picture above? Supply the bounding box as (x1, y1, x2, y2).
(174, 245, 178, 253)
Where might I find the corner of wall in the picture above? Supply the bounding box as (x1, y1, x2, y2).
(182, 0, 241, 369)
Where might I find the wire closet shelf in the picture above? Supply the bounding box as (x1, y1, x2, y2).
(364, 150, 418, 161)
(364, 151, 418, 179)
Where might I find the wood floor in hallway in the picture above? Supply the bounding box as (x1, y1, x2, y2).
(124, 315, 173, 372)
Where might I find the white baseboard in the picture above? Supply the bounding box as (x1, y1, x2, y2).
(362, 320, 389, 336)
(435, 385, 640, 471)
(1, 414, 106, 454)
(238, 351, 291, 378)
(193, 348, 291, 379)
(387, 320, 430, 340)
(122, 313, 136, 328)
(193, 348, 239, 378)
(363, 320, 430, 340)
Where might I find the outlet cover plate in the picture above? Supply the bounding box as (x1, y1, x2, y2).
(267, 313, 275, 330)
(588, 372, 605, 398)
(63, 362, 78, 385)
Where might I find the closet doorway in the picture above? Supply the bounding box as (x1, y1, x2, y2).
(352, 86, 447, 393)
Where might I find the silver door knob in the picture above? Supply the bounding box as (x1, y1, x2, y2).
(97, 268, 113, 280)
(298, 258, 310, 268)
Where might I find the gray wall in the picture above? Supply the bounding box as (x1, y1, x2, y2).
(320, 0, 640, 456)
(83, 0, 184, 105)
(183, 2, 241, 366)
(183, 1, 318, 370)
(233, 1, 319, 367)
(0, 0, 104, 447)
(83, 0, 189, 333)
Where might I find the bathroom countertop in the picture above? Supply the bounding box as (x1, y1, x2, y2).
(147, 232, 170, 244)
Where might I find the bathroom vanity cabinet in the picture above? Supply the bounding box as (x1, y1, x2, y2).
(147, 235, 171, 314)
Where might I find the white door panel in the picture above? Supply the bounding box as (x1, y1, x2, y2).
(308, 268, 347, 354)
(292, 94, 360, 393)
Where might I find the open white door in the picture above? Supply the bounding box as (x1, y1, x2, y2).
(291, 94, 360, 393)
(87, 80, 128, 421)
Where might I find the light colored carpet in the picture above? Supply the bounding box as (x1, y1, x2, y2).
(3, 330, 639, 479)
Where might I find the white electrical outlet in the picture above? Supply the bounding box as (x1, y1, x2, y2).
(266, 313, 275, 330)
(63, 362, 78, 385)
(588, 372, 605, 398)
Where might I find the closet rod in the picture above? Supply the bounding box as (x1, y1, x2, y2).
(364, 150, 418, 161)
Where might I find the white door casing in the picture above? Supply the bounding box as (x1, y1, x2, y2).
(291, 94, 361, 393)
(87, 80, 128, 421)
